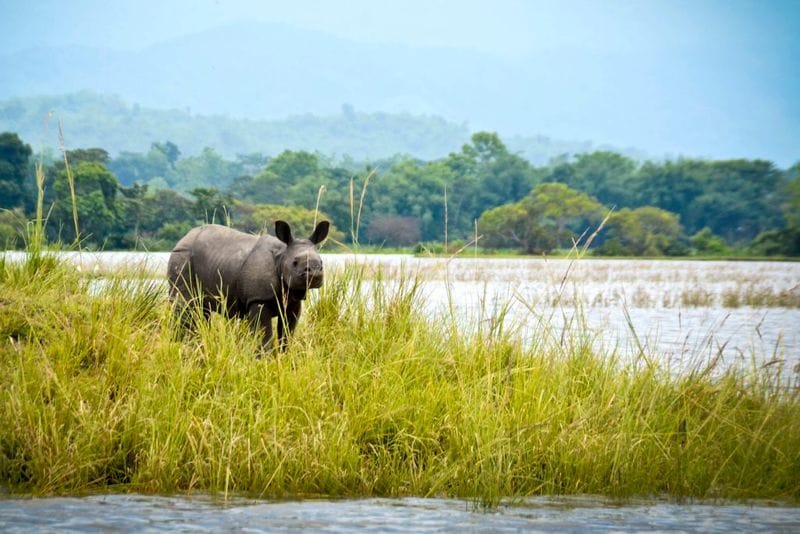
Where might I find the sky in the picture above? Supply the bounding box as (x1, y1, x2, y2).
(3, 0, 796, 57)
(1, 0, 798, 164)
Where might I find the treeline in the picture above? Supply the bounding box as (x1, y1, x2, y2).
(1, 130, 798, 256)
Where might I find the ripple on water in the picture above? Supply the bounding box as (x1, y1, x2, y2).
(1, 495, 799, 532)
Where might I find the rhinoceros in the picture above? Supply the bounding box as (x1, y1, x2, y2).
(167, 220, 330, 350)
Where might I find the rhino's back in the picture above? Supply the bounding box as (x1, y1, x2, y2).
(168, 225, 274, 305)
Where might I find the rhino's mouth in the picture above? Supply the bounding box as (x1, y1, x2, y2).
(288, 271, 323, 289)
(305, 273, 323, 289)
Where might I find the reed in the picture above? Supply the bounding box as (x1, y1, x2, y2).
(1, 253, 798, 503)
(56, 119, 80, 247)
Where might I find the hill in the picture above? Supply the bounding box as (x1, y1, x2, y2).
(0, 92, 611, 163)
(2, 20, 796, 166)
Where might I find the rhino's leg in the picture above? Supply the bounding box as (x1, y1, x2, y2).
(247, 302, 274, 351)
(167, 251, 199, 330)
(277, 300, 302, 352)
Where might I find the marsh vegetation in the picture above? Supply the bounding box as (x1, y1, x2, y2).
(1, 250, 798, 503)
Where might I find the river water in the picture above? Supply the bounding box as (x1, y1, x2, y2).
(1, 494, 799, 532)
(3, 252, 799, 529)
(21, 251, 798, 367)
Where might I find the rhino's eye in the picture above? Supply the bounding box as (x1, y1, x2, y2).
(292, 259, 298, 267)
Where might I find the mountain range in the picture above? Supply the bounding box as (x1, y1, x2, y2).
(0, 91, 610, 164)
(0, 21, 796, 166)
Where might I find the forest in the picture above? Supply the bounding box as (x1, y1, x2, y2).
(1, 130, 798, 256)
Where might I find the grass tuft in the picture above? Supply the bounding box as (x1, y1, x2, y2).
(0, 255, 799, 503)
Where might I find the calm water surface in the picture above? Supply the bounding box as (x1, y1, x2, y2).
(1, 494, 799, 532)
(5, 251, 799, 366)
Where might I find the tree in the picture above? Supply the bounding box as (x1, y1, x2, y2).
(61, 148, 110, 167)
(0, 207, 26, 249)
(479, 202, 554, 253)
(266, 150, 320, 183)
(632, 160, 704, 214)
(747, 163, 800, 256)
(749, 228, 800, 256)
(463, 131, 507, 164)
(109, 147, 174, 187)
(234, 152, 270, 176)
(171, 147, 241, 192)
(677, 159, 784, 243)
(138, 189, 195, 234)
(190, 187, 233, 224)
(524, 183, 604, 248)
(365, 216, 421, 246)
(48, 161, 124, 247)
(151, 140, 181, 166)
(367, 158, 450, 242)
(596, 207, 686, 256)
(690, 227, 730, 256)
(546, 151, 637, 208)
(134, 189, 196, 249)
(116, 182, 148, 244)
(783, 162, 800, 231)
(478, 183, 603, 254)
(233, 150, 322, 206)
(233, 202, 343, 243)
(0, 132, 33, 210)
(442, 131, 538, 239)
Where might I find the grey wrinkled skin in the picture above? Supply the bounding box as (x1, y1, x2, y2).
(167, 220, 329, 351)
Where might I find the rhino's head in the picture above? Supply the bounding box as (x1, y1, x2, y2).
(275, 220, 330, 290)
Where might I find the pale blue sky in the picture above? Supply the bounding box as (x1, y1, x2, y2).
(2, 0, 796, 57)
(1, 0, 798, 164)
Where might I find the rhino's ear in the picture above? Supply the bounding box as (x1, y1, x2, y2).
(275, 220, 293, 244)
(310, 220, 330, 245)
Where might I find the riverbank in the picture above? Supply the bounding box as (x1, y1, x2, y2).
(1, 252, 799, 502)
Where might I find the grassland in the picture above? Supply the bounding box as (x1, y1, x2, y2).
(1, 250, 799, 503)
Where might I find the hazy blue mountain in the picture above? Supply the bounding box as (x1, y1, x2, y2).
(1, 91, 624, 164)
(0, 92, 462, 161)
(1, 20, 796, 165)
(0, 22, 495, 121)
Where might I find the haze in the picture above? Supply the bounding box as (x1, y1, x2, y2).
(1, 0, 798, 166)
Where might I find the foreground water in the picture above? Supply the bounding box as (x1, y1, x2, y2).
(1, 494, 799, 532)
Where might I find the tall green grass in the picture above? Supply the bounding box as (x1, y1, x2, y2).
(1, 253, 798, 502)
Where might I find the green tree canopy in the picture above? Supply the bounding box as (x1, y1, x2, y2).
(0, 131, 33, 210)
(190, 187, 234, 224)
(440, 132, 540, 240)
(365, 215, 421, 246)
(366, 158, 450, 242)
(524, 183, 605, 247)
(0, 207, 25, 248)
(689, 227, 730, 256)
(233, 150, 322, 206)
(781, 162, 800, 231)
(545, 151, 637, 208)
(478, 182, 603, 254)
(48, 161, 124, 247)
(596, 207, 686, 256)
(479, 202, 553, 253)
(232, 202, 343, 244)
(109, 145, 175, 187)
(151, 140, 181, 166)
